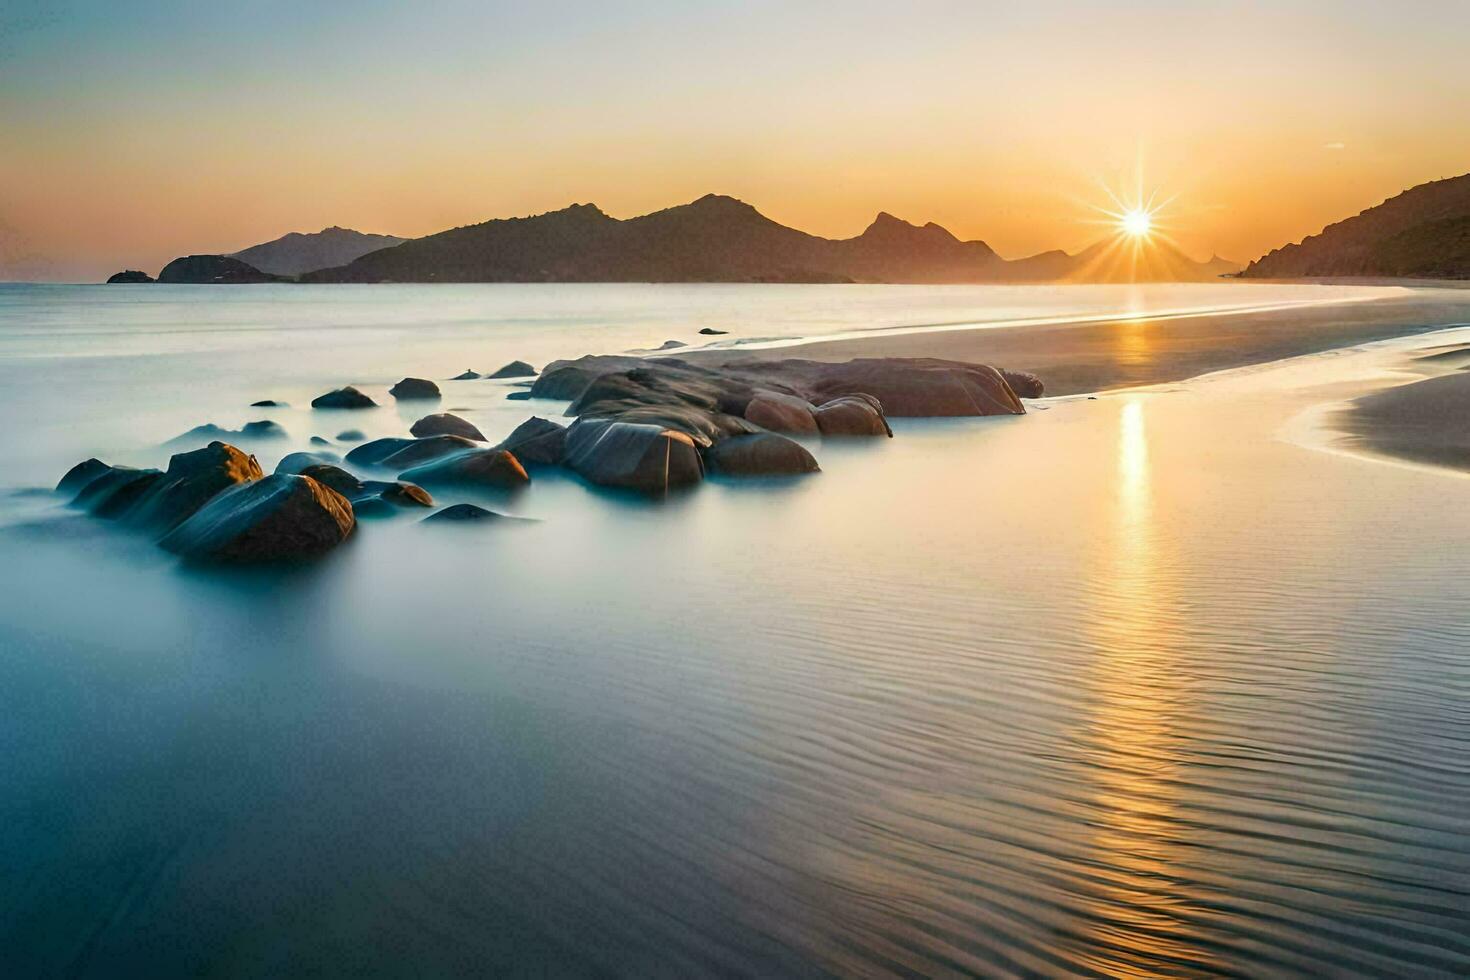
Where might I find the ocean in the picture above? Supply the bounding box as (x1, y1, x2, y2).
(1, 282, 1466, 975)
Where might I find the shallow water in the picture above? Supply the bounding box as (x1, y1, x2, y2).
(1, 284, 1467, 976)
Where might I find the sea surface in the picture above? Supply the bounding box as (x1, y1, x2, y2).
(1, 283, 1467, 976)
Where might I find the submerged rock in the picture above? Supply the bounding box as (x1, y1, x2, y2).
(706, 432, 819, 476)
(169, 420, 286, 445)
(310, 435, 331, 446)
(311, 386, 377, 409)
(563, 419, 703, 493)
(297, 463, 363, 498)
(656, 340, 687, 350)
(127, 441, 264, 532)
(389, 377, 441, 400)
(56, 458, 111, 496)
(813, 395, 892, 437)
(160, 474, 355, 563)
(379, 434, 480, 469)
(485, 360, 537, 379)
(299, 463, 433, 513)
(336, 429, 366, 442)
(73, 466, 163, 518)
(1001, 369, 1044, 399)
(744, 392, 819, 435)
(399, 449, 529, 490)
(251, 399, 285, 407)
(506, 391, 533, 401)
(275, 450, 342, 474)
(698, 328, 728, 335)
(495, 417, 567, 466)
(451, 369, 481, 380)
(421, 503, 524, 524)
(409, 413, 485, 441)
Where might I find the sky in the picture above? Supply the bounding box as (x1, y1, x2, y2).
(2, 0, 1468, 281)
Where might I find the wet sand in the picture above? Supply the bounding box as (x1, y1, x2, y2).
(704, 288, 1470, 396)
(1339, 342, 1470, 472)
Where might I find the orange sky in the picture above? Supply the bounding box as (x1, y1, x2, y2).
(3, 2, 1468, 281)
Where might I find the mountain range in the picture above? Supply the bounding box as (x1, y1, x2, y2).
(298, 195, 1235, 284)
(1242, 172, 1470, 279)
(229, 226, 406, 276)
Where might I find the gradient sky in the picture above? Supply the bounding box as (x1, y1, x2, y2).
(3, 0, 1468, 281)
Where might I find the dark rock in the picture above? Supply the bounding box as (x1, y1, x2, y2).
(485, 360, 537, 379)
(56, 458, 111, 496)
(813, 395, 892, 437)
(389, 377, 442, 400)
(563, 419, 703, 493)
(494, 416, 567, 466)
(409, 413, 485, 440)
(367, 481, 434, 508)
(106, 270, 154, 284)
(744, 392, 819, 435)
(159, 474, 355, 563)
(567, 367, 762, 445)
(156, 255, 282, 284)
(311, 386, 378, 409)
(298, 463, 363, 498)
(299, 463, 433, 511)
(506, 391, 533, 401)
(531, 355, 653, 400)
(168, 420, 287, 445)
(706, 432, 819, 476)
(310, 435, 331, 446)
(698, 328, 728, 335)
(1001, 369, 1044, 399)
(379, 434, 481, 469)
(275, 450, 341, 474)
(421, 503, 517, 524)
(399, 449, 529, 490)
(73, 466, 163, 518)
(656, 340, 687, 350)
(251, 399, 285, 407)
(336, 429, 366, 442)
(451, 369, 481, 380)
(127, 441, 264, 532)
(723, 358, 1025, 417)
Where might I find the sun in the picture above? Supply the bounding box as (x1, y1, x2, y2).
(1120, 209, 1153, 238)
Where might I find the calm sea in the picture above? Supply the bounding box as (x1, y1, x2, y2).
(1, 283, 1466, 976)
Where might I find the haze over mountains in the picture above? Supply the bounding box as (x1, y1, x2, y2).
(1243, 173, 1470, 280)
(229, 226, 406, 277)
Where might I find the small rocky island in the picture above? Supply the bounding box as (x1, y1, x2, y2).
(106, 270, 155, 283)
(57, 355, 1041, 564)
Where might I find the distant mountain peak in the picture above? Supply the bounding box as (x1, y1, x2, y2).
(229, 226, 407, 276)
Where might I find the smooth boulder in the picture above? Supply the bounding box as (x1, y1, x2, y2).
(421, 503, 524, 525)
(706, 432, 819, 476)
(336, 429, 365, 442)
(72, 466, 163, 518)
(127, 441, 264, 532)
(813, 395, 892, 437)
(744, 392, 819, 435)
(399, 449, 529, 490)
(160, 474, 355, 563)
(311, 386, 377, 409)
(409, 413, 486, 441)
(485, 360, 537, 379)
(563, 419, 703, 493)
(169, 420, 286, 445)
(389, 377, 441, 400)
(379, 434, 481, 469)
(494, 417, 567, 466)
(275, 450, 342, 474)
(1001, 369, 1044, 399)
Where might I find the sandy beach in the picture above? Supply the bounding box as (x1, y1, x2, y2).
(707, 286, 1470, 396)
(1338, 341, 1470, 472)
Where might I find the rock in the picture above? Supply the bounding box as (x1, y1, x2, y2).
(723, 358, 1025, 417)
(494, 417, 567, 466)
(345, 437, 416, 466)
(389, 377, 441, 400)
(275, 450, 342, 474)
(106, 270, 154, 284)
(656, 340, 687, 350)
(451, 369, 481, 380)
(168, 420, 287, 445)
(56, 458, 111, 496)
(311, 386, 377, 409)
(298, 463, 363, 498)
(531, 355, 653, 400)
(1001, 369, 1044, 399)
(310, 435, 331, 446)
(744, 392, 819, 435)
(409, 413, 485, 441)
(506, 391, 533, 401)
(159, 474, 355, 563)
(813, 395, 892, 437)
(72, 466, 163, 518)
(399, 449, 529, 490)
(379, 434, 481, 469)
(156, 255, 281, 284)
(336, 429, 366, 442)
(127, 441, 264, 532)
(421, 503, 523, 525)
(706, 432, 820, 476)
(567, 367, 761, 446)
(485, 360, 537, 379)
(368, 481, 434, 508)
(698, 328, 728, 335)
(563, 419, 703, 493)
(251, 399, 285, 407)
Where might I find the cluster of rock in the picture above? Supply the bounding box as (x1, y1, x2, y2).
(57, 354, 1038, 564)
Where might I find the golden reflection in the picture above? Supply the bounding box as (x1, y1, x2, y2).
(1072, 396, 1214, 974)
